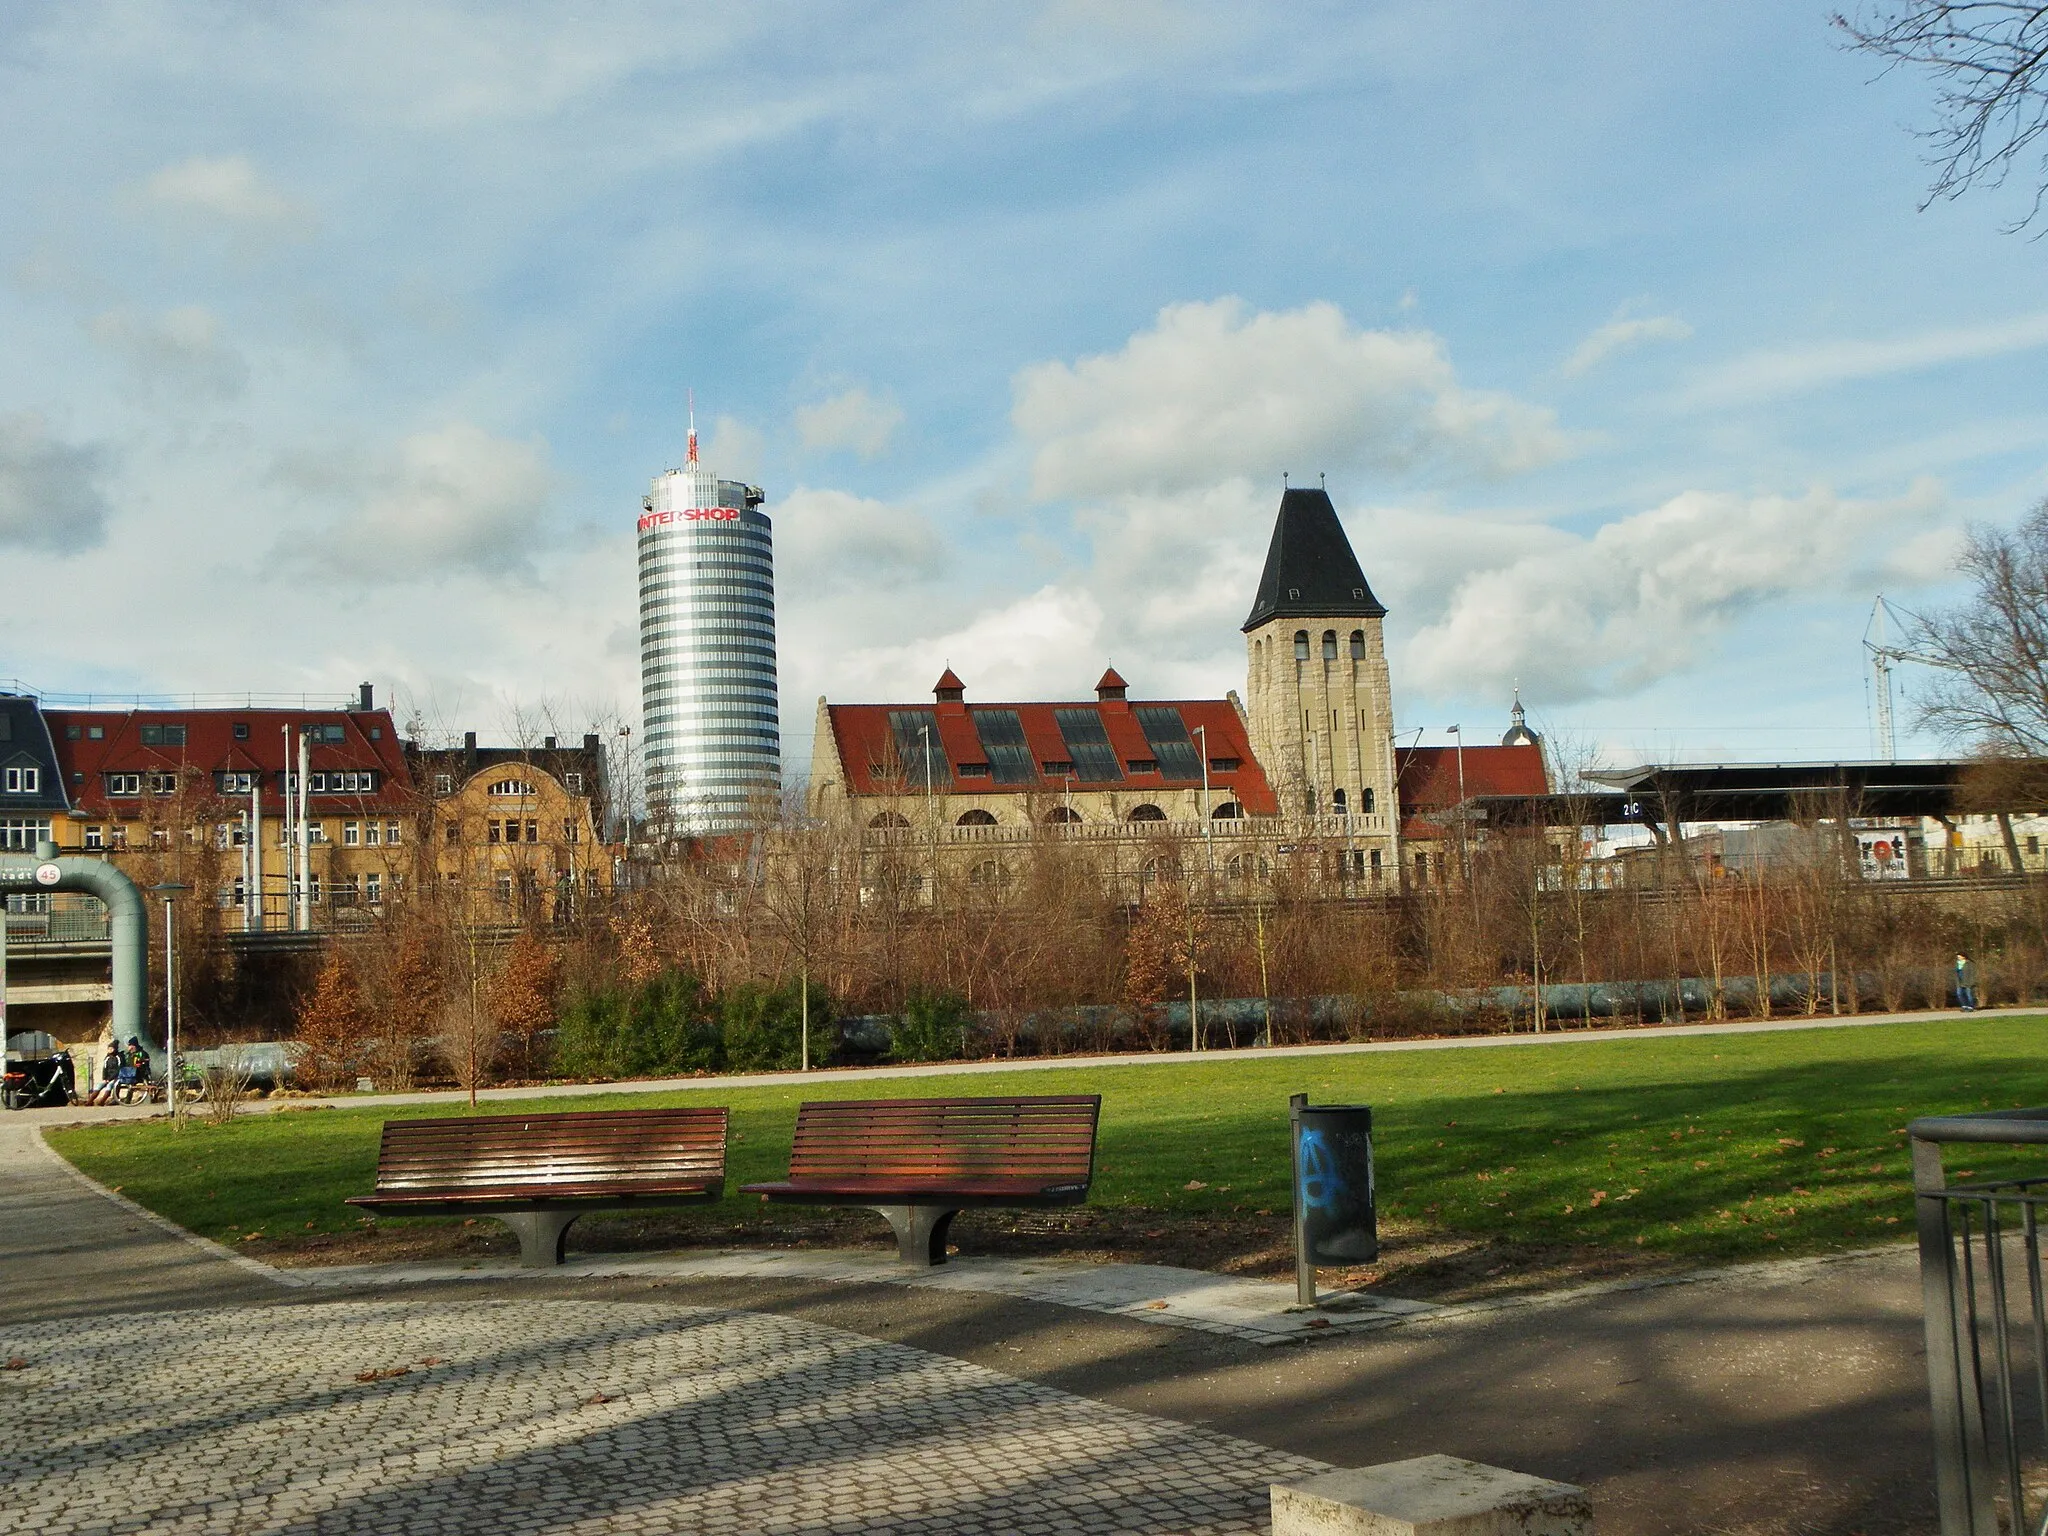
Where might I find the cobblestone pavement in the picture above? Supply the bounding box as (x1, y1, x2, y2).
(0, 1298, 1330, 1535)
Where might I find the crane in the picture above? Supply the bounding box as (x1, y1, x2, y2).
(1864, 594, 1940, 760)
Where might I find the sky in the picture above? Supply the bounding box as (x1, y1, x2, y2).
(3, 1, 2045, 780)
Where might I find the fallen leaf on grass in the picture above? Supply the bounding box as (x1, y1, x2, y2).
(1183, 1180, 1207, 1191)
(3, 1358, 27, 1371)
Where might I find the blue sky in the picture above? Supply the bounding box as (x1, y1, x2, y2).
(2, 1, 2044, 777)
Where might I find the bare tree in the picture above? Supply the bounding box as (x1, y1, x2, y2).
(1914, 501, 2048, 756)
(1835, 4, 2048, 229)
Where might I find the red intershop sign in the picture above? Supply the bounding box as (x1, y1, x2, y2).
(638, 507, 739, 531)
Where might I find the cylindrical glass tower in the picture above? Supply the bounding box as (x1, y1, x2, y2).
(636, 447, 780, 832)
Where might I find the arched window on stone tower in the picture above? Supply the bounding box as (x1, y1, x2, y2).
(1321, 630, 1338, 661)
(1349, 630, 1365, 659)
(1293, 631, 1309, 660)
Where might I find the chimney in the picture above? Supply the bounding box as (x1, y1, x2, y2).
(357, 682, 373, 712)
(582, 733, 599, 752)
(463, 730, 477, 771)
(543, 735, 557, 750)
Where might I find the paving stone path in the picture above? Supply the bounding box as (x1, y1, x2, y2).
(0, 1297, 1331, 1535)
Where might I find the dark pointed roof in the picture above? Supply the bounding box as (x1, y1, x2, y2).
(1241, 487, 1386, 632)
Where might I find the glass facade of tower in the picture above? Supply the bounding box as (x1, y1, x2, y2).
(637, 463, 780, 831)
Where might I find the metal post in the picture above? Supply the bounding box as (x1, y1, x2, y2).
(1, 887, 10, 1054)
(297, 729, 311, 931)
(1290, 1093, 1315, 1306)
(1913, 1130, 2000, 1535)
(163, 895, 176, 1114)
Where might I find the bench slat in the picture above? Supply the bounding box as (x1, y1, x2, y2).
(365, 1107, 728, 1202)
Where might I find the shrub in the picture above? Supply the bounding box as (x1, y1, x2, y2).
(553, 968, 718, 1078)
(720, 979, 829, 1073)
(891, 989, 972, 1063)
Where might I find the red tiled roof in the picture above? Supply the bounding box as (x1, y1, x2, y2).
(934, 667, 965, 692)
(47, 707, 414, 818)
(1096, 666, 1127, 691)
(1395, 743, 1548, 837)
(826, 697, 1278, 815)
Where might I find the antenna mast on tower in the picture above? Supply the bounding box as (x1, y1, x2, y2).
(686, 390, 698, 466)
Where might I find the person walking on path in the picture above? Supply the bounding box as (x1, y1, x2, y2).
(1956, 953, 1979, 1011)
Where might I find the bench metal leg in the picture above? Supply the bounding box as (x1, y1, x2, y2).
(871, 1205, 957, 1266)
(499, 1211, 581, 1268)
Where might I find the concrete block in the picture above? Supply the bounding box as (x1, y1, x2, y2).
(1271, 1454, 1591, 1536)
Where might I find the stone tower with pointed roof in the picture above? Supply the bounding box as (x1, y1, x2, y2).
(1242, 487, 1398, 855)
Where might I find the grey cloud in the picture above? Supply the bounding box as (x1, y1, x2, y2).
(90, 306, 249, 401)
(0, 414, 112, 554)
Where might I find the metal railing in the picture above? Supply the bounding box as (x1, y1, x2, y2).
(1913, 1108, 2048, 1535)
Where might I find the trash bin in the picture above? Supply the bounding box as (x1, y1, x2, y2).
(1290, 1094, 1377, 1304)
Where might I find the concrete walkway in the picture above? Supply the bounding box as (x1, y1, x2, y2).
(11, 1115, 1946, 1533)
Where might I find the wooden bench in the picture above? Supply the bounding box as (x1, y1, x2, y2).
(345, 1107, 727, 1268)
(741, 1094, 1101, 1266)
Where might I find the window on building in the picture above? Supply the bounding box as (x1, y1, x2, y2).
(884, 710, 948, 790)
(1414, 851, 1429, 883)
(434, 773, 453, 795)
(87, 726, 103, 741)
(1045, 806, 1081, 824)
(333, 875, 360, 907)
(150, 827, 169, 848)
(1362, 787, 1375, 813)
(85, 826, 102, 850)
(386, 820, 401, 845)
(1350, 630, 1366, 659)
(968, 858, 1005, 890)
(1294, 630, 1310, 660)
(488, 821, 502, 844)
(1126, 758, 1158, 774)
(955, 809, 997, 827)
(65, 725, 79, 740)
(307, 770, 378, 795)
(1212, 801, 1242, 819)
(1333, 788, 1347, 814)
(233, 722, 249, 740)
(972, 709, 1037, 785)
(1370, 849, 1382, 880)
(216, 772, 253, 795)
(444, 821, 460, 844)
(316, 724, 345, 744)
(0, 818, 51, 851)
(366, 872, 382, 904)
(367, 821, 383, 846)
(525, 818, 538, 842)
(495, 875, 514, 906)
(1208, 757, 1241, 773)
(1322, 631, 1338, 661)
(565, 772, 584, 793)
(308, 873, 323, 903)
(487, 778, 535, 798)
(106, 773, 143, 796)
(957, 762, 991, 778)
(1052, 709, 1122, 783)
(343, 822, 360, 847)
(1127, 803, 1167, 822)
(868, 811, 910, 829)
(563, 819, 579, 843)
(1134, 706, 1203, 780)
(148, 772, 178, 795)
(1, 766, 38, 794)
(139, 725, 187, 747)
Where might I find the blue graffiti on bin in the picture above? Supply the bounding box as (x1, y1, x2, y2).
(1297, 1127, 1348, 1211)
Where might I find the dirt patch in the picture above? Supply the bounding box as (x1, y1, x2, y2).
(251, 1206, 1691, 1304)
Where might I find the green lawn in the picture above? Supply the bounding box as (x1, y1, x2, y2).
(46, 1016, 2048, 1266)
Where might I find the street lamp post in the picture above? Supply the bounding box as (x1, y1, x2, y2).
(150, 882, 190, 1114)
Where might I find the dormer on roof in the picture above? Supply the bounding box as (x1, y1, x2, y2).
(1241, 486, 1387, 631)
(1095, 667, 1128, 702)
(934, 668, 965, 703)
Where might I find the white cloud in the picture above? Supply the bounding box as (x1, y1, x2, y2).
(703, 415, 766, 480)
(795, 387, 904, 459)
(1013, 297, 1573, 498)
(831, 584, 1108, 704)
(774, 487, 947, 595)
(1687, 312, 2048, 406)
(284, 424, 555, 580)
(0, 414, 111, 554)
(89, 305, 249, 401)
(138, 155, 315, 237)
(1402, 481, 1948, 702)
(1561, 312, 1692, 377)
